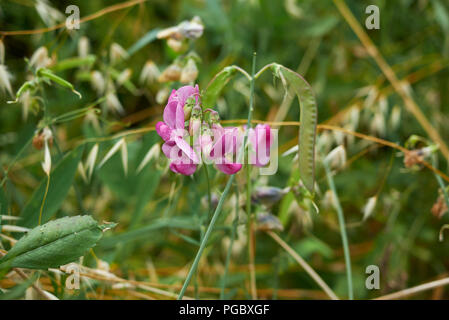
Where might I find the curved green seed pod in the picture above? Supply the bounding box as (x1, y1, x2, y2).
(273, 64, 317, 194)
(37, 68, 82, 99)
(0, 215, 114, 269)
(7, 81, 34, 104)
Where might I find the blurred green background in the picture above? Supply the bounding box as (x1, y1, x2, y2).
(1, 0, 449, 300)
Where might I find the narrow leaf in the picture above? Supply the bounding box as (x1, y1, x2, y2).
(98, 139, 124, 168)
(0, 215, 113, 270)
(202, 66, 237, 108)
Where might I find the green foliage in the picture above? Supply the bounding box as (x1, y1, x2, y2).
(0, 216, 114, 270)
(20, 145, 84, 227)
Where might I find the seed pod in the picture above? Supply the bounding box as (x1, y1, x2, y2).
(140, 60, 160, 85)
(167, 38, 184, 52)
(252, 186, 287, 206)
(257, 213, 283, 232)
(178, 16, 204, 39)
(78, 36, 90, 58)
(180, 59, 198, 83)
(37, 68, 81, 98)
(158, 64, 181, 83)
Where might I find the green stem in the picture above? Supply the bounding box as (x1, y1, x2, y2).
(246, 53, 257, 299)
(323, 160, 353, 300)
(220, 184, 239, 299)
(204, 164, 212, 216)
(177, 174, 236, 299)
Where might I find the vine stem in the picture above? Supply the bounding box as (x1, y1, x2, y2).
(177, 175, 236, 299)
(247, 53, 257, 300)
(220, 184, 239, 299)
(323, 160, 353, 299)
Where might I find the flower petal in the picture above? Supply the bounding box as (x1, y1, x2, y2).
(156, 121, 172, 141)
(174, 85, 199, 106)
(174, 136, 200, 164)
(163, 100, 184, 129)
(170, 162, 197, 175)
(216, 162, 242, 175)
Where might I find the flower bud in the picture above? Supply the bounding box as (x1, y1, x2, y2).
(158, 64, 181, 82)
(178, 16, 204, 39)
(180, 59, 198, 83)
(252, 186, 287, 206)
(167, 38, 184, 52)
(189, 105, 202, 137)
(32, 127, 53, 150)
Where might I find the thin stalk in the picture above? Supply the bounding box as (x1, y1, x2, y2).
(246, 53, 257, 300)
(38, 174, 50, 226)
(177, 174, 236, 300)
(220, 185, 239, 299)
(375, 276, 449, 300)
(267, 231, 339, 300)
(203, 164, 212, 216)
(194, 165, 212, 299)
(323, 160, 353, 299)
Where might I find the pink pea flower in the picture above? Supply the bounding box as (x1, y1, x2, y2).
(248, 124, 272, 167)
(205, 124, 243, 175)
(156, 85, 200, 175)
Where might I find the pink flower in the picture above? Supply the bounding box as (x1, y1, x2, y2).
(249, 124, 272, 167)
(205, 125, 243, 175)
(156, 85, 200, 175)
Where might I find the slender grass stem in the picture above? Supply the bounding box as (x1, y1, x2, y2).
(38, 174, 51, 226)
(177, 175, 236, 300)
(323, 160, 353, 300)
(267, 231, 339, 300)
(246, 53, 257, 300)
(220, 184, 239, 299)
(204, 165, 212, 216)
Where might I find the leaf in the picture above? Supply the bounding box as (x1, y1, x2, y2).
(275, 65, 317, 193)
(202, 66, 237, 108)
(0, 215, 113, 270)
(20, 145, 84, 227)
(127, 28, 160, 57)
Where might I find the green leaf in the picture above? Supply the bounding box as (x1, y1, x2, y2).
(0, 215, 113, 270)
(202, 66, 237, 109)
(275, 65, 317, 193)
(20, 145, 84, 227)
(127, 28, 160, 56)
